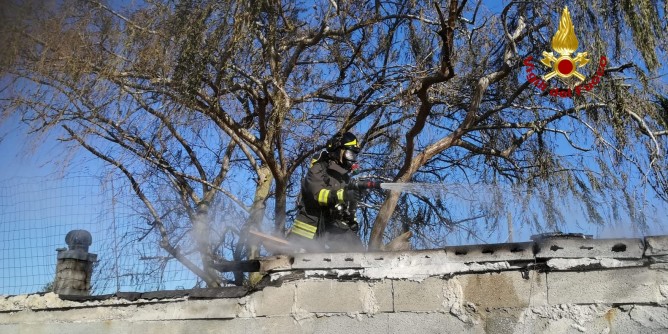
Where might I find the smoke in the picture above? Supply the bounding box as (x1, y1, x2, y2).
(250, 228, 365, 255)
(598, 200, 667, 238)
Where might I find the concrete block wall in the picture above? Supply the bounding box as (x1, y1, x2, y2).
(2, 235, 668, 333)
(2, 270, 667, 333)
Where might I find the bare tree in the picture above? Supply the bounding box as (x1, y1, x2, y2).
(1, 0, 666, 286)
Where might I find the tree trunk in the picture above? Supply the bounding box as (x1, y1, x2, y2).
(249, 165, 273, 255)
(234, 165, 273, 285)
(369, 189, 401, 250)
(273, 177, 288, 233)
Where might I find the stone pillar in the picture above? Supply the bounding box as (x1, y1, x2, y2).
(53, 230, 97, 296)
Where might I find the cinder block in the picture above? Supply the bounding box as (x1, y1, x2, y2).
(295, 280, 366, 313)
(0, 325, 18, 334)
(459, 270, 547, 308)
(516, 305, 616, 334)
(388, 312, 482, 334)
(129, 320, 213, 334)
(481, 309, 524, 334)
(235, 316, 314, 334)
(253, 283, 296, 317)
(16, 322, 133, 334)
(535, 238, 644, 259)
(369, 280, 394, 313)
(393, 277, 447, 312)
(548, 267, 659, 304)
(444, 242, 535, 263)
(645, 236, 668, 257)
(128, 299, 239, 321)
(131, 317, 308, 334)
(311, 313, 391, 334)
(0, 305, 130, 325)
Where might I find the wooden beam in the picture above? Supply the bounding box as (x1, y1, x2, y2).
(211, 260, 260, 272)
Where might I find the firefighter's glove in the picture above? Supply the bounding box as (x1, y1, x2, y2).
(335, 188, 363, 204)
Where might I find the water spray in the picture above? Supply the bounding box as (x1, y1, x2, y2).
(347, 179, 446, 197)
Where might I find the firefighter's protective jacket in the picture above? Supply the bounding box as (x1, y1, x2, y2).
(290, 157, 354, 240)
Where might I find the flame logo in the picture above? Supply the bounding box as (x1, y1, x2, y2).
(540, 6, 590, 82)
(551, 7, 578, 55)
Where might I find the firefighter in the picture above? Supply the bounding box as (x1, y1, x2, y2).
(288, 132, 365, 252)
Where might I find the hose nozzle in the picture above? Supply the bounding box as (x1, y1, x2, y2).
(346, 180, 382, 191)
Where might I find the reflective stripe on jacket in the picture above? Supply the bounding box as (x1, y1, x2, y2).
(289, 158, 350, 240)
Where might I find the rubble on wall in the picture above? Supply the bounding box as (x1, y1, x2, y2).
(265, 234, 656, 281)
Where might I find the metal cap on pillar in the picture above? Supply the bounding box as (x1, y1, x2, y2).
(65, 230, 93, 252)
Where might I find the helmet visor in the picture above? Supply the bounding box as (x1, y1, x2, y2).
(343, 149, 358, 163)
